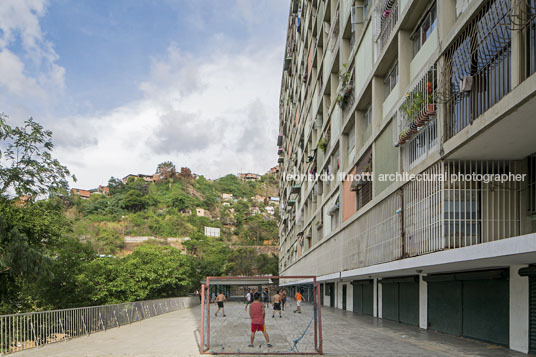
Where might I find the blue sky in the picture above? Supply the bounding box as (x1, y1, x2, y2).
(0, 0, 288, 188)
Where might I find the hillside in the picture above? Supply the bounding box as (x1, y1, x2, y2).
(67, 164, 280, 257)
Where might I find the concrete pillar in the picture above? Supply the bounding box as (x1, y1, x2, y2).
(419, 274, 428, 329)
(377, 280, 383, 318)
(373, 278, 378, 317)
(510, 265, 529, 354)
(397, 30, 412, 93)
(510, 1, 523, 88)
(437, 0, 457, 43)
(371, 76, 384, 136)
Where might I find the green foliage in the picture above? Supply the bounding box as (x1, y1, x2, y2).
(156, 161, 176, 181)
(76, 245, 198, 304)
(122, 190, 149, 212)
(214, 174, 254, 198)
(0, 115, 76, 197)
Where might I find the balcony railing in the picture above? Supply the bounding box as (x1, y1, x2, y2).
(396, 66, 437, 147)
(374, 0, 399, 54)
(0, 296, 197, 354)
(441, 0, 512, 139)
(341, 159, 522, 270)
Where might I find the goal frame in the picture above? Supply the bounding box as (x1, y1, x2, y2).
(200, 275, 323, 355)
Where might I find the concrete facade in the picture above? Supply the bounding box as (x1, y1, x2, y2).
(278, 0, 536, 353)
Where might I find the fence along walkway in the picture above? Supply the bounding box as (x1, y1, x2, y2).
(0, 296, 198, 354)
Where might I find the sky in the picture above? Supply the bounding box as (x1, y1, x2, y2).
(0, 0, 289, 188)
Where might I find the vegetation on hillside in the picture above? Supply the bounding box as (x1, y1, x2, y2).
(0, 116, 280, 315)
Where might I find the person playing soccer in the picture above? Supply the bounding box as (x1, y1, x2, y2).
(272, 290, 282, 318)
(215, 292, 226, 317)
(294, 290, 305, 313)
(248, 292, 272, 348)
(244, 288, 252, 311)
(263, 288, 270, 308)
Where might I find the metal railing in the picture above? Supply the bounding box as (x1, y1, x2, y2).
(0, 296, 197, 355)
(443, 0, 512, 139)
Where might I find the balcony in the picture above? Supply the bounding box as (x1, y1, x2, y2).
(396, 66, 437, 147)
(374, 0, 399, 55)
(342, 159, 525, 269)
(441, 0, 511, 140)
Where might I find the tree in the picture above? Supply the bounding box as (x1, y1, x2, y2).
(121, 190, 148, 212)
(76, 244, 198, 304)
(0, 115, 76, 197)
(156, 161, 176, 182)
(177, 167, 193, 181)
(107, 177, 124, 195)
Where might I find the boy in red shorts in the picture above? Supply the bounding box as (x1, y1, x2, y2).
(248, 292, 272, 348)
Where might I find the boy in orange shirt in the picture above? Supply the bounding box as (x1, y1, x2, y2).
(293, 290, 305, 313)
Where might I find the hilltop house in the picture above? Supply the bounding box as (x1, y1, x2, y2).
(221, 193, 233, 201)
(71, 188, 91, 199)
(121, 174, 158, 184)
(238, 172, 261, 181)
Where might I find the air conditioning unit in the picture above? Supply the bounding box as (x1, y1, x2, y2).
(315, 115, 323, 129)
(460, 76, 473, 92)
(350, 177, 367, 191)
(315, 213, 323, 229)
(327, 201, 340, 216)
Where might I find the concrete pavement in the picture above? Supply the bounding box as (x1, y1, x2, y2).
(13, 301, 525, 356)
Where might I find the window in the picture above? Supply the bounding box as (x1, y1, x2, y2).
(412, 2, 437, 57)
(364, 105, 371, 129)
(384, 61, 398, 97)
(347, 124, 356, 154)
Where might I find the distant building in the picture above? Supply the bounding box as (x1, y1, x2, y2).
(97, 185, 110, 195)
(14, 195, 32, 207)
(196, 207, 206, 217)
(221, 193, 233, 201)
(71, 188, 91, 199)
(269, 165, 280, 174)
(180, 208, 192, 216)
(265, 206, 275, 215)
(252, 195, 265, 203)
(238, 172, 261, 181)
(204, 227, 221, 238)
(269, 196, 280, 203)
(121, 174, 157, 184)
(250, 206, 261, 215)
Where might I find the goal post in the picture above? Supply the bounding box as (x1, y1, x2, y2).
(200, 276, 323, 355)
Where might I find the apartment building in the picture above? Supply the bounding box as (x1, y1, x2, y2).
(277, 0, 536, 353)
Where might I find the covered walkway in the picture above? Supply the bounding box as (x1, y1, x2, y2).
(13, 301, 524, 356)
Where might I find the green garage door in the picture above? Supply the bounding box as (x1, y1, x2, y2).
(352, 280, 373, 315)
(426, 269, 509, 346)
(381, 276, 419, 326)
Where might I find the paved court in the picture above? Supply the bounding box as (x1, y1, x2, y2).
(12, 300, 526, 356)
(208, 301, 317, 354)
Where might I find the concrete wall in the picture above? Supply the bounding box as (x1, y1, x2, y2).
(510, 265, 529, 353)
(373, 121, 399, 195)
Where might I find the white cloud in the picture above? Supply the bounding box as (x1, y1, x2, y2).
(0, 0, 65, 117)
(57, 40, 283, 188)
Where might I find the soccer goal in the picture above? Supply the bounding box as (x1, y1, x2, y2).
(200, 276, 323, 355)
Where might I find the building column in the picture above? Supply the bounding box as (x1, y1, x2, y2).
(377, 280, 383, 318)
(510, 265, 529, 354)
(373, 278, 378, 317)
(419, 274, 428, 329)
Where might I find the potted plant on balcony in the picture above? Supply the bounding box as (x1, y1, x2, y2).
(337, 64, 353, 109)
(318, 138, 328, 151)
(398, 128, 410, 145)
